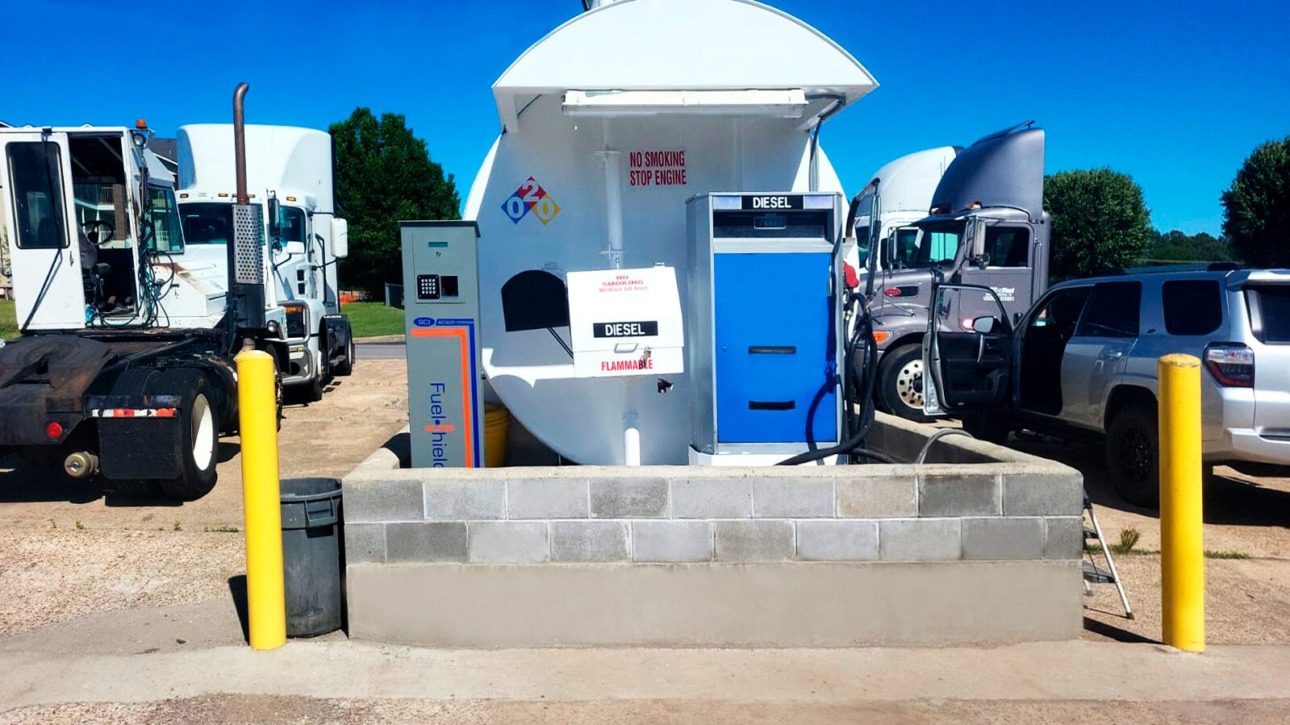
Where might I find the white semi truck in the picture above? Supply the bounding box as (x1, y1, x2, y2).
(0, 86, 342, 500)
(176, 124, 354, 401)
(847, 146, 958, 274)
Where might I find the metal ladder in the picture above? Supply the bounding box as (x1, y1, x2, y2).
(1083, 494, 1134, 619)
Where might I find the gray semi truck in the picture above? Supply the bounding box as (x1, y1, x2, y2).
(854, 124, 1050, 421)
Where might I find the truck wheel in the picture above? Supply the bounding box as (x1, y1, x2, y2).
(1106, 404, 1159, 508)
(156, 369, 219, 502)
(877, 344, 931, 422)
(334, 336, 355, 376)
(962, 413, 1011, 444)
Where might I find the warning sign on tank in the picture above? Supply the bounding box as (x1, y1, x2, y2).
(628, 150, 687, 188)
(566, 267, 685, 379)
(501, 176, 561, 225)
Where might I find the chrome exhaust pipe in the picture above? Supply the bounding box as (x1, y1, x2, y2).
(64, 451, 99, 479)
(233, 82, 250, 205)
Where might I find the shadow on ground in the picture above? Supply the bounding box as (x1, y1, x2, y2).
(1008, 433, 1290, 529)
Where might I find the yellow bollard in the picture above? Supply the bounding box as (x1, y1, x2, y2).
(1158, 353, 1204, 653)
(236, 348, 287, 650)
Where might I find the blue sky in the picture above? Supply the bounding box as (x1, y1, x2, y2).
(6, 0, 1288, 234)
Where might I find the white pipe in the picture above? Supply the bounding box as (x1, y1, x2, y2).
(600, 148, 624, 269)
(623, 412, 641, 466)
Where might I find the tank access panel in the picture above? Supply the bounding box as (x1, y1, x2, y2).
(401, 221, 484, 468)
(687, 192, 845, 459)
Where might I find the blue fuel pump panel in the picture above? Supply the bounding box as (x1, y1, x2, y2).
(401, 221, 484, 468)
(687, 193, 844, 458)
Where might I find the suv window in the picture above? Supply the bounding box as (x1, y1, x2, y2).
(1076, 282, 1141, 338)
(1163, 279, 1223, 336)
(985, 226, 1030, 267)
(1246, 285, 1290, 343)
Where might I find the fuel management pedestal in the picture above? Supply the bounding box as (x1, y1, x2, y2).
(401, 221, 484, 468)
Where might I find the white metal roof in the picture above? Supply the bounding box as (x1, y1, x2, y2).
(493, 0, 878, 131)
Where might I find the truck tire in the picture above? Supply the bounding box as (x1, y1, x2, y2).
(155, 369, 219, 501)
(334, 336, 355, 376)
(1106, 404, 1159, 508)
(877, 344, 931, 422)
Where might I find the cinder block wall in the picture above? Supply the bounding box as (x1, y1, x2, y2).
(343, 415, 1085, 647)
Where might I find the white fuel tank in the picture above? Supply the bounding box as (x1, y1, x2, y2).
(465, 0, 878, 464)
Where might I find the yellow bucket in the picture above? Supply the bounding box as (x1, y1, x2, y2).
(484, 403, 511, 468)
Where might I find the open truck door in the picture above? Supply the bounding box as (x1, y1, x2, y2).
(923, 283, 1013, 416)
(0, 131, 87, 330)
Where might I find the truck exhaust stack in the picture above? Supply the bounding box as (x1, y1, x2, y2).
(228, 82, 266, 329)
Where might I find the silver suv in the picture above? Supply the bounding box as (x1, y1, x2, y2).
(923, 266, 1290, 505)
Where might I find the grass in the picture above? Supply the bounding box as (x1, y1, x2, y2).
(343, 301, 404, 339)
(0, 299, 16, 340)
(1204, 549, 1251, 560)
(204, 525, 240, 533)
(3, 296, 405, 340)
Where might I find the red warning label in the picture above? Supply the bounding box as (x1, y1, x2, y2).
(628, 150, 687, 187)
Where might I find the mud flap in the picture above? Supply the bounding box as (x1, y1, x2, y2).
(98, 418, 185, 480)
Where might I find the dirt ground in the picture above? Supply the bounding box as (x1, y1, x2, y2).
(1007, 433, 1290, 645)
(0, 359, 408, 635)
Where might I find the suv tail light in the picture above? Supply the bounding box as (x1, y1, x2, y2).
(1204, 343, 1254, 387)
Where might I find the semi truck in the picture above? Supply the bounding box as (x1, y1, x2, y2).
(176, 124, 353, 401)
(0, 85, 337, 500)
(847, 145, 958, 275)
(854, 124, 1051, 421)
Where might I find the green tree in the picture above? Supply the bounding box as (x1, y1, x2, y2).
(1044, 169, 1152, 281)
(330, 109, 460, 294)
(1222, 136, 1290, 267)
(1141, 229, 1232, 264)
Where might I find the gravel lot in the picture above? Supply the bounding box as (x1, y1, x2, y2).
(0, 359, 408, 636)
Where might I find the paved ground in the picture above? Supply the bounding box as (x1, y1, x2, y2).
(354, 339, 404, 360)
(3, 638, 1290, 723)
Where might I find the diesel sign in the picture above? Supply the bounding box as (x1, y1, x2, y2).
(593, 320, 659, 338)
(741, 195, 804, 210)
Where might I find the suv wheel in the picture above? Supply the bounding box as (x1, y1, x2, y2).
(1106, 404, 1159, 508)
(878, 344, 931, 422)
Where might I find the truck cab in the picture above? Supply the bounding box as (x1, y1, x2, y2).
(0, 125, 225, 332)
(856, 125, 1050, 421)
(176, 124, 352, 400)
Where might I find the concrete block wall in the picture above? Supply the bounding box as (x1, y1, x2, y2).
(342, 415, 1086, 647)
(344, 466, 1083, 566)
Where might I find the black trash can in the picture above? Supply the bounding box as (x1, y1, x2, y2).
(280, 477, 343, 637)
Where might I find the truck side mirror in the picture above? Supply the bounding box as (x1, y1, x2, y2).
(267, 196, 281, 247)
(330, 218, 349, 259)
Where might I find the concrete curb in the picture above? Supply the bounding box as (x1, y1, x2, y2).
(355, 335, 405, 343)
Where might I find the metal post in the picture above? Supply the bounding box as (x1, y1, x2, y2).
(237, 347, 286, 650)
(1159, 353, 1204, 653)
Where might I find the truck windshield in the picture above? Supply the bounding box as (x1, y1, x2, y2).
(908, 222, 965, 267)
(180, 203, 232, 245)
